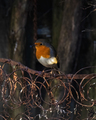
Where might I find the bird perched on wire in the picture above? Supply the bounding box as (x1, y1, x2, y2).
(34, 39, 58, 68)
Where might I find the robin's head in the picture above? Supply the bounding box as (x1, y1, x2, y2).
(35, 39, 50, 48)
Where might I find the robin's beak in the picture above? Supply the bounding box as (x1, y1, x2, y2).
(34, 43, 38, 46)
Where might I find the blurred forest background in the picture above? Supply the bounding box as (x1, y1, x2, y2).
(0, 0, 96, 119)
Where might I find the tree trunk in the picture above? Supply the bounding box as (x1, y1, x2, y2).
(57, 0, 82, 73)
(52, 0, 64, 50)
(0, 1, 9, 119)
(8, 0, 27, 119)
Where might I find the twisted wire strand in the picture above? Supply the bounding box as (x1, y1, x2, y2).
(0, 60, 96, 119)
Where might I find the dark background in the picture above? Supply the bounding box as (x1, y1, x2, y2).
(0, 0, 96, 119)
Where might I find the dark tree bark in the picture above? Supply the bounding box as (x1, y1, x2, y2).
(0, 1, 9, 119)
(9, 0, 27, 62)
(57, 0, 82, 73)
(52, 0, 64, 50)
(8, 0, 27, 119)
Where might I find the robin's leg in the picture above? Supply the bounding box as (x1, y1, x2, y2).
(42, 67, 47, 73)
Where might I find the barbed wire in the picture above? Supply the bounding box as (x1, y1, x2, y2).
(0, 58, 96, 120)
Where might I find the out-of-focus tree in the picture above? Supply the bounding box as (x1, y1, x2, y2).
(8, 0, 28, 118)
(0, 0, 10, 118)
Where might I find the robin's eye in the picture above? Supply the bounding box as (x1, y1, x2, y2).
(40, 43, 42, 45)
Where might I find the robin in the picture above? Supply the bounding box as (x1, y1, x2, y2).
(34, 39, 58, 68)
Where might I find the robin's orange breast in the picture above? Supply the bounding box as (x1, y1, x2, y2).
(35, 45, 50, 59)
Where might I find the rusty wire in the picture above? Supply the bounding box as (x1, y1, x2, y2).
(0, 58, 96, 120)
